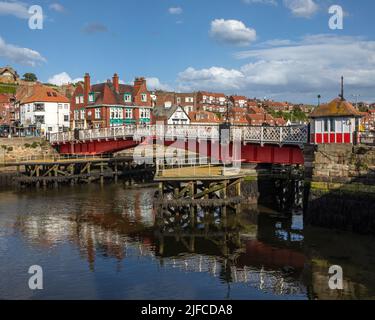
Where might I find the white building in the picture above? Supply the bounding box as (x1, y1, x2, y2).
(19, 84, 70, 135)
(153, 105, 190, 125)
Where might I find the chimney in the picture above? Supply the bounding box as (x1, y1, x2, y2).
(113, 73, 119, 93)
(84, 73, 90, 105)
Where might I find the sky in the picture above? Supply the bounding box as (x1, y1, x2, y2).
(0, 0, 375, 104)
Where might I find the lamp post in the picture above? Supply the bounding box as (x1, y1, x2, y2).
(351, 94, 360, 109)
(317, 94, 321, 107)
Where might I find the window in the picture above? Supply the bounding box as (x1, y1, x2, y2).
(141, 94, 147, 102)
(47, 92, 52, 97)
(74, 110, 79, 120)
(110, 107, 123, 119)
(34, 115, 45, 124)
(79, 96, 84, 104)
(64, 104, 69, 109)
(80, 109, 85, 120)
(140, 108, 150, 119)
(124, 94, 132, 103)
(177, 97, 181, 104)
(75, 96, 80, 104)
(125, 108, 133, 119)
(64, 115, 69, 122)
(324, 119, 329, 132)
(48, 127, 53, 132)
(330, 119, 336, 132)
(185, 97, 194, 103)
(34, 103, 45, 112)
(52, 92, 57, 97)
(95, 108, 101, 119)
(58, 104, 63, 109)
(89, 93, 94, 103)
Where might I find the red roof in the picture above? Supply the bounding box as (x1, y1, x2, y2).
(20, 84, 70, 104)
(189, 111, 221, 123)
(0, 93, 11, 104)
(231, 95, 247, 101)
(310, 98, 363, 118)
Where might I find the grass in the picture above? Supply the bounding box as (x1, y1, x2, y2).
(0, 83, 17, 94)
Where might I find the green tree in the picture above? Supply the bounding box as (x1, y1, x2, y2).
(23, 73, 38, 82)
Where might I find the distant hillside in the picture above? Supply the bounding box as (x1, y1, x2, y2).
(0, 83, 17, 94)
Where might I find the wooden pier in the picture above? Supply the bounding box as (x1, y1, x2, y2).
(5, 156, 155, 187)
(154, 165, 245, 208)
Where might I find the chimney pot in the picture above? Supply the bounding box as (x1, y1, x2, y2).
(113, 73, 119, 93)
(84, 73, 90, 105)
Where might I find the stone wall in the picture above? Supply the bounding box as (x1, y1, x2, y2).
(304, 144, 375, 234)
(0, 137, 57, 164)
(306, 144, 375, 184)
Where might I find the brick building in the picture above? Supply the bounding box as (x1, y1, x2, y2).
(188, 111, 221, 125)
(230, 96, 248, 108)
(71, 73, 153, 129)
(0, 93, 17, 134)
(153, 91, 197, 113)
(197, 91, 228, 114)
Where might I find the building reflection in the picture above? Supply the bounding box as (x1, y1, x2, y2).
(11, 186, 375, 299)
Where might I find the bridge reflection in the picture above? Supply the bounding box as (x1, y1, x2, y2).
(10, 185, 375, 299)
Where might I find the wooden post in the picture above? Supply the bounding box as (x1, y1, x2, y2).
(54, 165, 58, 188)
(100, 163, 104, 186)
(114, 162, 118, 184)
(236, 179, 242, 197)
(159, 182, 164, 200)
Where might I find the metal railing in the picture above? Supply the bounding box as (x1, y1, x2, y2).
(49, 124, 309, 148)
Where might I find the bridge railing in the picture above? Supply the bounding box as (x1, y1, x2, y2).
(49, 124, 308, 147)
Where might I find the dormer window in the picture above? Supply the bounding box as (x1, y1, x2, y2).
(88, 93, 95, 103)
(141, 93, 147, 102)
(124, 93, 132, 103)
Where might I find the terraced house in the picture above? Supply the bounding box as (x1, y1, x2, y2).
(71, 73, 153, 129)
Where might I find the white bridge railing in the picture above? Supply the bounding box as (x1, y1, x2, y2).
(49, 125, 308, 148)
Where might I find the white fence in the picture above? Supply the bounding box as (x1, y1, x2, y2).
(49, 125, 309, 148)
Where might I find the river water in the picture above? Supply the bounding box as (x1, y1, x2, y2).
(0, 184, 375, 300)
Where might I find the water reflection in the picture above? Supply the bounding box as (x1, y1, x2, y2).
(0, 184, 375, 299)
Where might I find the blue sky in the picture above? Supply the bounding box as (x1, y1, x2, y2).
(1, 0, 375, 103)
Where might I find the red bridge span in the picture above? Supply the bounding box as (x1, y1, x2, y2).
(49, 125, 308, 165)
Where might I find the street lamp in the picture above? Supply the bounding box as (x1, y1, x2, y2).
(317, 94, 321, 107)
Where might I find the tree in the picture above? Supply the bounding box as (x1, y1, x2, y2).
(23, 73, 38, 82)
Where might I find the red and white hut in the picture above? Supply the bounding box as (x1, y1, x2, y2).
(310, 79, 363, 144)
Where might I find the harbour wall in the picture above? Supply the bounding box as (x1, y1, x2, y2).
(304, 144, 375, 234)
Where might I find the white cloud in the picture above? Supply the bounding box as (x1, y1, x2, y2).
(48, 72, 82, 86)
(49, 3, 65, 13)
(0, 36, 46, 66)
(176, 35, 375, 103)
(168, 7, 182, 15)
(178, 67, 245, 92)
(283, 0, 318, 18)
(146, 77, 173, 91)
(0, 1, 29, 19)
(210, 19, 257, 46)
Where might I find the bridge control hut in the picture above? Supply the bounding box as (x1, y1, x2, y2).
(309, 78, 363, 144)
